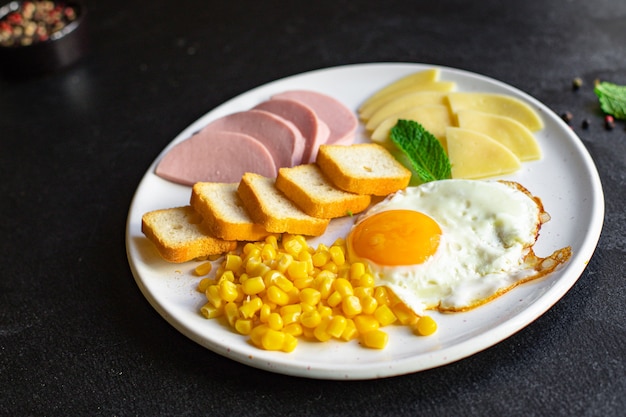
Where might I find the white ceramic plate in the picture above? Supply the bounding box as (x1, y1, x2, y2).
(125, 63, 604, 380)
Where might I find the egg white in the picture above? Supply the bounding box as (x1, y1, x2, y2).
(348, 179, 548, 314)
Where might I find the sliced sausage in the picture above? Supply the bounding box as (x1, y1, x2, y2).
(253, 98, 330, 163)
(155, 131, 277, 186)
(200, 109, 305, 167)
(272, 90, 358, 146)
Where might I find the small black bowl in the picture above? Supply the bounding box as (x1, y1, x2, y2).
(0, 0, 88, 78)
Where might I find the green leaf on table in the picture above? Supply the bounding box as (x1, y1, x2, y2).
(594, 81, 626, 120)
(389, 119, 451, 184)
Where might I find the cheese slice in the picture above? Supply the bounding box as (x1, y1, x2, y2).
(446, 127, 521, 179)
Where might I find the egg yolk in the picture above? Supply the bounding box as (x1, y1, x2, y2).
(349, 210, 441, 266)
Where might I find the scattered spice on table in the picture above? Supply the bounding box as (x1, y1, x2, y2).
(0, 1, 78, 47)
(572, 77, 583, 91)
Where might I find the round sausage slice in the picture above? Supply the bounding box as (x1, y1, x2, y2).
(155, 131, 277, 186)
(253, 98, 330, 163)
(200, 109, 305, 167)
(272, 90, 358, 146)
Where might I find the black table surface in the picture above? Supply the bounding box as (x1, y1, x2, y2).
(2, 0, 625, 415)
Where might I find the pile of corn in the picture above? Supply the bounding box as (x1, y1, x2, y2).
(197, 234, 437, 353)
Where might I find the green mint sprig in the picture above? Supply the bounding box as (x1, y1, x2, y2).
(389, 119, 451, 184)
(594, 81, 626, 120)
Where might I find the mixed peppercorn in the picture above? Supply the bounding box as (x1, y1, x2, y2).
(0, 1, 78, 47)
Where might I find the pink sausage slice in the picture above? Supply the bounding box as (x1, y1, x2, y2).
(272, 90, 357, 146)
(200, 109, 305, 167)
(155, 131, 277, 186)
(253, 98, 330, 163)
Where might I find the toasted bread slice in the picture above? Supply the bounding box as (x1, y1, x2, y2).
(190, 182, 271, 241)
(316, 143, 411, 196)
(141, 206, 236, 263)
(238, 173, 329, 236)
(275, 164, 371, 219)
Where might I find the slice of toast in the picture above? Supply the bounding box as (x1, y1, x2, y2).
(275, 164, 371, 219)
(190, 182, 271, 241)
(141, 206, 236, 263)
(316, 143, 411, 196)
(237, 173, 329, 236)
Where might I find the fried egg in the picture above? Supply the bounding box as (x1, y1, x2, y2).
(347, 179, 571, 314)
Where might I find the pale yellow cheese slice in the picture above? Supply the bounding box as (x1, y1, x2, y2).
(456, 110, 542, 161)
(365, 92, 448, 131)
(370, 105, 452, 150)
(359, 68, 440, 112)
(447, 92, 544, 132)
(446, 127, 521, 179)
(360, 81, 457, 121)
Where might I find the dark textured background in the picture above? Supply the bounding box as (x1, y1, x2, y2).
(1, 0, 624, 416)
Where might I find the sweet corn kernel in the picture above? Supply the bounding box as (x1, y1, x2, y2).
(261, 243, 277, 262)
(281, 333, 298, 353)
(287, 287, 300, 304)
(322, 261, 338, 274)
(349, 262, 366, 280)
(267, 285, 289, 306)
(300, 303, 315, 314)
(218, 270, 235, 283)
(283, 235, 305, 257)
(374, 304, 397, 326)
(261, 328, 286, 350)
(241, 276, 265, 295)
(362, 329, 388, 349)
(195, 261, 213, 276)
(259, 303, 272, 323)
(341, 318, 358, 341)
(341, 295, 362, 317)
(223, 254, 243, 272)
(224, 302, 239, 326)
(293, 276, 315, 290)
(317, 304, 333, 319)
(268, 312, 283, 330)
(250, 324, 268, 346)
(200, 302, 223, 319)
(354, 286, 374, 299)
(392, 302, 419, 326)
(374, 286, 391, 306)
(360, 295, 378, 315)
(299, 288, 321, 306)
(280, 304, 301, 325)
(197, 277, 213, 293)
(313, 317, 332, 342)
(235, 319, 253, 335)
(354, 315, 379, 334)
(206, 285, 222, 308)
(274, 274, 294, 293)
(327, 315, 348, 338)
(239, 296, 263, 319)
(312, 250, 329, 267)
(326, 291, 343, 308)
(334, 278, 354, 297)
(358, 273, 375, 288)
(283, 322, 303, 337)
(275, 253, 293, 274)
(300, 310, 322, 328)
(415, 315, 438, 336)
(287, 261, 308, 281)
(329, 245, 345, 266)
(218, 279, 239, 303)
(316, 274, 335, 299)
(242, 242, 258, 256)
(302, 326, 315, 339)
(265, 234, 279, 249)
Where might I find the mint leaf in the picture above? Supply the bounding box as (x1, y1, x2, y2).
(594, 81, 626, 120)
(389, 119, 451, 183)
